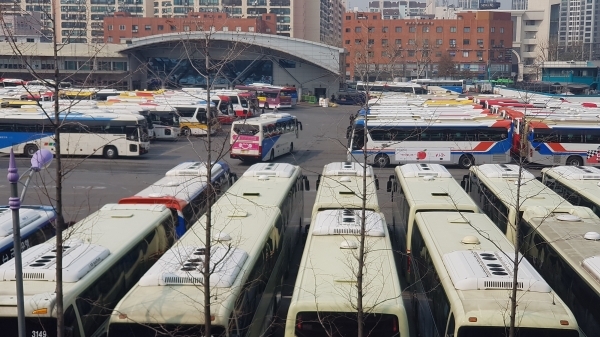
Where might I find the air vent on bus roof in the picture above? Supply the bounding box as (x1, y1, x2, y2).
(242, 163, 295, 178)
(582, 256, 600, 282)
(323, 162, 374, 177)
(138, 246, 247, 288)
(442, 250, 551, 293)
(260, 113, 291, 119)
(476, 164, 535, 179)
(548, 166, 600, 180)
(165, 161, 224, 177)
(312, 209, 385, 237)
(399, 164, 452, 178)
(0, 240, 110, 283)
(0, 208, 42, 237)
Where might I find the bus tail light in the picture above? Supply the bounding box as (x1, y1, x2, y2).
(468, 317, 477, 322)
(296, 315, 303, 330)
(392, 316, 398, 332)
(560, 320, 569, 326)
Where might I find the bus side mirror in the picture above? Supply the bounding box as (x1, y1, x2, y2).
(303, 175, 310, 191)
(230, 173, 238, 185)
(386, 175, 394, 192)
(298, 121, 303, 131)
(375, 176, 379, 190)
(460, 180, 466, 189)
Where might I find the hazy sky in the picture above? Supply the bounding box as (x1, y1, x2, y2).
(346, 0, 512, 10)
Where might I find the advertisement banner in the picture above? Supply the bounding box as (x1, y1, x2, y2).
(395, 148, 451, 162)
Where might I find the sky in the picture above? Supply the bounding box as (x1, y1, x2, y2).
(346, 0, 512, 10)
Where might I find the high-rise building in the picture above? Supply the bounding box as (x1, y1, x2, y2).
(557, 0, 599, 59)
(458, 0, 479, 9)
(368, 1, 427, 18)
(512, 0, 528, 10)
(10, 0, 344, 46)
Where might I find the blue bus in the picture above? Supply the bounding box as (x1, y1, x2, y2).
(118, 161, 234, 238)
(0, 205, 56, 265)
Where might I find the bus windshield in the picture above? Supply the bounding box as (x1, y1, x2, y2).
(457, 327, 579, 337)
(295, 312, 399, 337)
(108, 323, 226, 336)
(233, 124, 260, 136)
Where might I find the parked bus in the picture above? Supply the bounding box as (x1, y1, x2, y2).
(235, 85, 292, 109)
(313, 161, 380, 215)
(281, 86, 298, 106)
(0, 205, 56, 265)
(386, 164, 479, 278)
(107, 163, 309, 337)
(463, 164, 572, 243)
(541, 165, 600, 217)
(0, 112, 150, 159)
(409, 210, 580, 337)
(145, 106, 180, 140)
(520, 205, 600, 337)
(174, 103, 220, 136)
(214, 90, 258, 117)
(355, 81, 427, 94)
(524, 120, 600, 166)
(412, 79, 466, 94)
(0, 203, 177, 337)
(118, 161, 234, 238)
(230, 113, 302, 162)
(347, 117, 512, 168)
(286, 162, 409, 337)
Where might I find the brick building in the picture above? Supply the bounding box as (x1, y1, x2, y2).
(104, 12, 277, 44)
(343, 11, 513, 81)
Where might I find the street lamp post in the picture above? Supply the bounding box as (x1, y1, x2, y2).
(6, 148, 53, 337)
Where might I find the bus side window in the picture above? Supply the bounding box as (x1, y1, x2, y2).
(445, 313, 455, 337)
(65, 305, 81, 337)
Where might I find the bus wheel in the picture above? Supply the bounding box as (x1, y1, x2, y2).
(24, 144, 38, 157)
(269, 150, 274, 161)
(181, 127, 191, 137)
(458, 154, 474, 169)
(374, 154, 390, 168)
(566, 155, 583, 166)
(103, 146, 118, 159)
(289, 143, 294, 153)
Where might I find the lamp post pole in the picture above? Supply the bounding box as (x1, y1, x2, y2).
(7, 149, 26, 337)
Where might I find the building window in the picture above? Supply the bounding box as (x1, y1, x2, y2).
(381, 51, 390, 57)
(500, 39, 504, 46)
(408, 39, 415, 45)
(382, 26, 388, 33)
(355, 27, 361, 32)
(119, 25, 125, 31)
(408, 50, 415, 57)
(395, 39, 402, 45)
(436, 51, 442, 57)
(491, 39, 495, 45)
(26, 38, 34, 43)
(449, 39, 456, 46)
(477, 27, 484, 33)
(249, 27, 255, 32)
(236, 26, 242, 31)
(436, 26, 442, 32)
(422, 26, 429, 32)
(345, 40, 350, 44)
(500, 27, 504, 33)
(345, 28, 350, 32)
(395, 26, 402, 32)
(224, 26, 229, 31)
(449, 51, 456, 57)
(409, 26, 416, 32)
(477, 39, 483, 45)
(108, 25, 113, 31)
(463, 39, 470, 45)
(158, 25, 164, 30)
(436, 39, 442, 45)
(490, 27, 495, 32)
(346, 15, 351, 20)
(108, 36, 113, 42)
(450, 26, 456, 32)
(477, 51, 483, 57)
(368, 38, 374, 45)
(463, 51, 469, 57)
(368, 26, 375, 33)
(525, 20, 536, 25)
(355, 39, 362, 44)
(184, 25, 190, 31)
(464, 27, 470, 32)
(145, 25, 151, 30)
(171, 25, 177, 31)
(132, 25, 138, 31)
(367, 51, 373, 57)
(382, 39, 388, 46)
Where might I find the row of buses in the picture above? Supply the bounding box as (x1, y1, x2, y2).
(384, 162, 600, 337)
(348, 92, 600, 167)
(0, 160, 234, 336)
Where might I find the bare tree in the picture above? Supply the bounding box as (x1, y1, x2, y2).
(437, 51, 457, 79)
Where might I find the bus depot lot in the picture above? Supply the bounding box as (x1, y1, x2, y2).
(0, 103, 541, 337)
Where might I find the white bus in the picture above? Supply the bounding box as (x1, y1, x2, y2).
(313, 161, 380, 215)
(0, 203, 177, 337)
(541, 165, 600, 217)
(386, 164, 479, 278)
(410, 211, 580, 337)
(285, 162, 409, 337)
(464, 164, 573, 243)
(0, 112, 150, 159)
(173, 102, 220, 136)
(230, 113, 302, 162)
(347, 117, 513, 168)
(520, 205, 600, 337)
(107, 163, 309, 337)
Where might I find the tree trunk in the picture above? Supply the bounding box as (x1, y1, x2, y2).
(203, 48, 213, 337)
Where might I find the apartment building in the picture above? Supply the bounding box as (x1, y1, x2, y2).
(557, 0, 599, 58)
(343, 11, 513, 80)
(0, 12, 44, 43)
(368, 1, 427, 18)
(11, 0, 343, 46)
